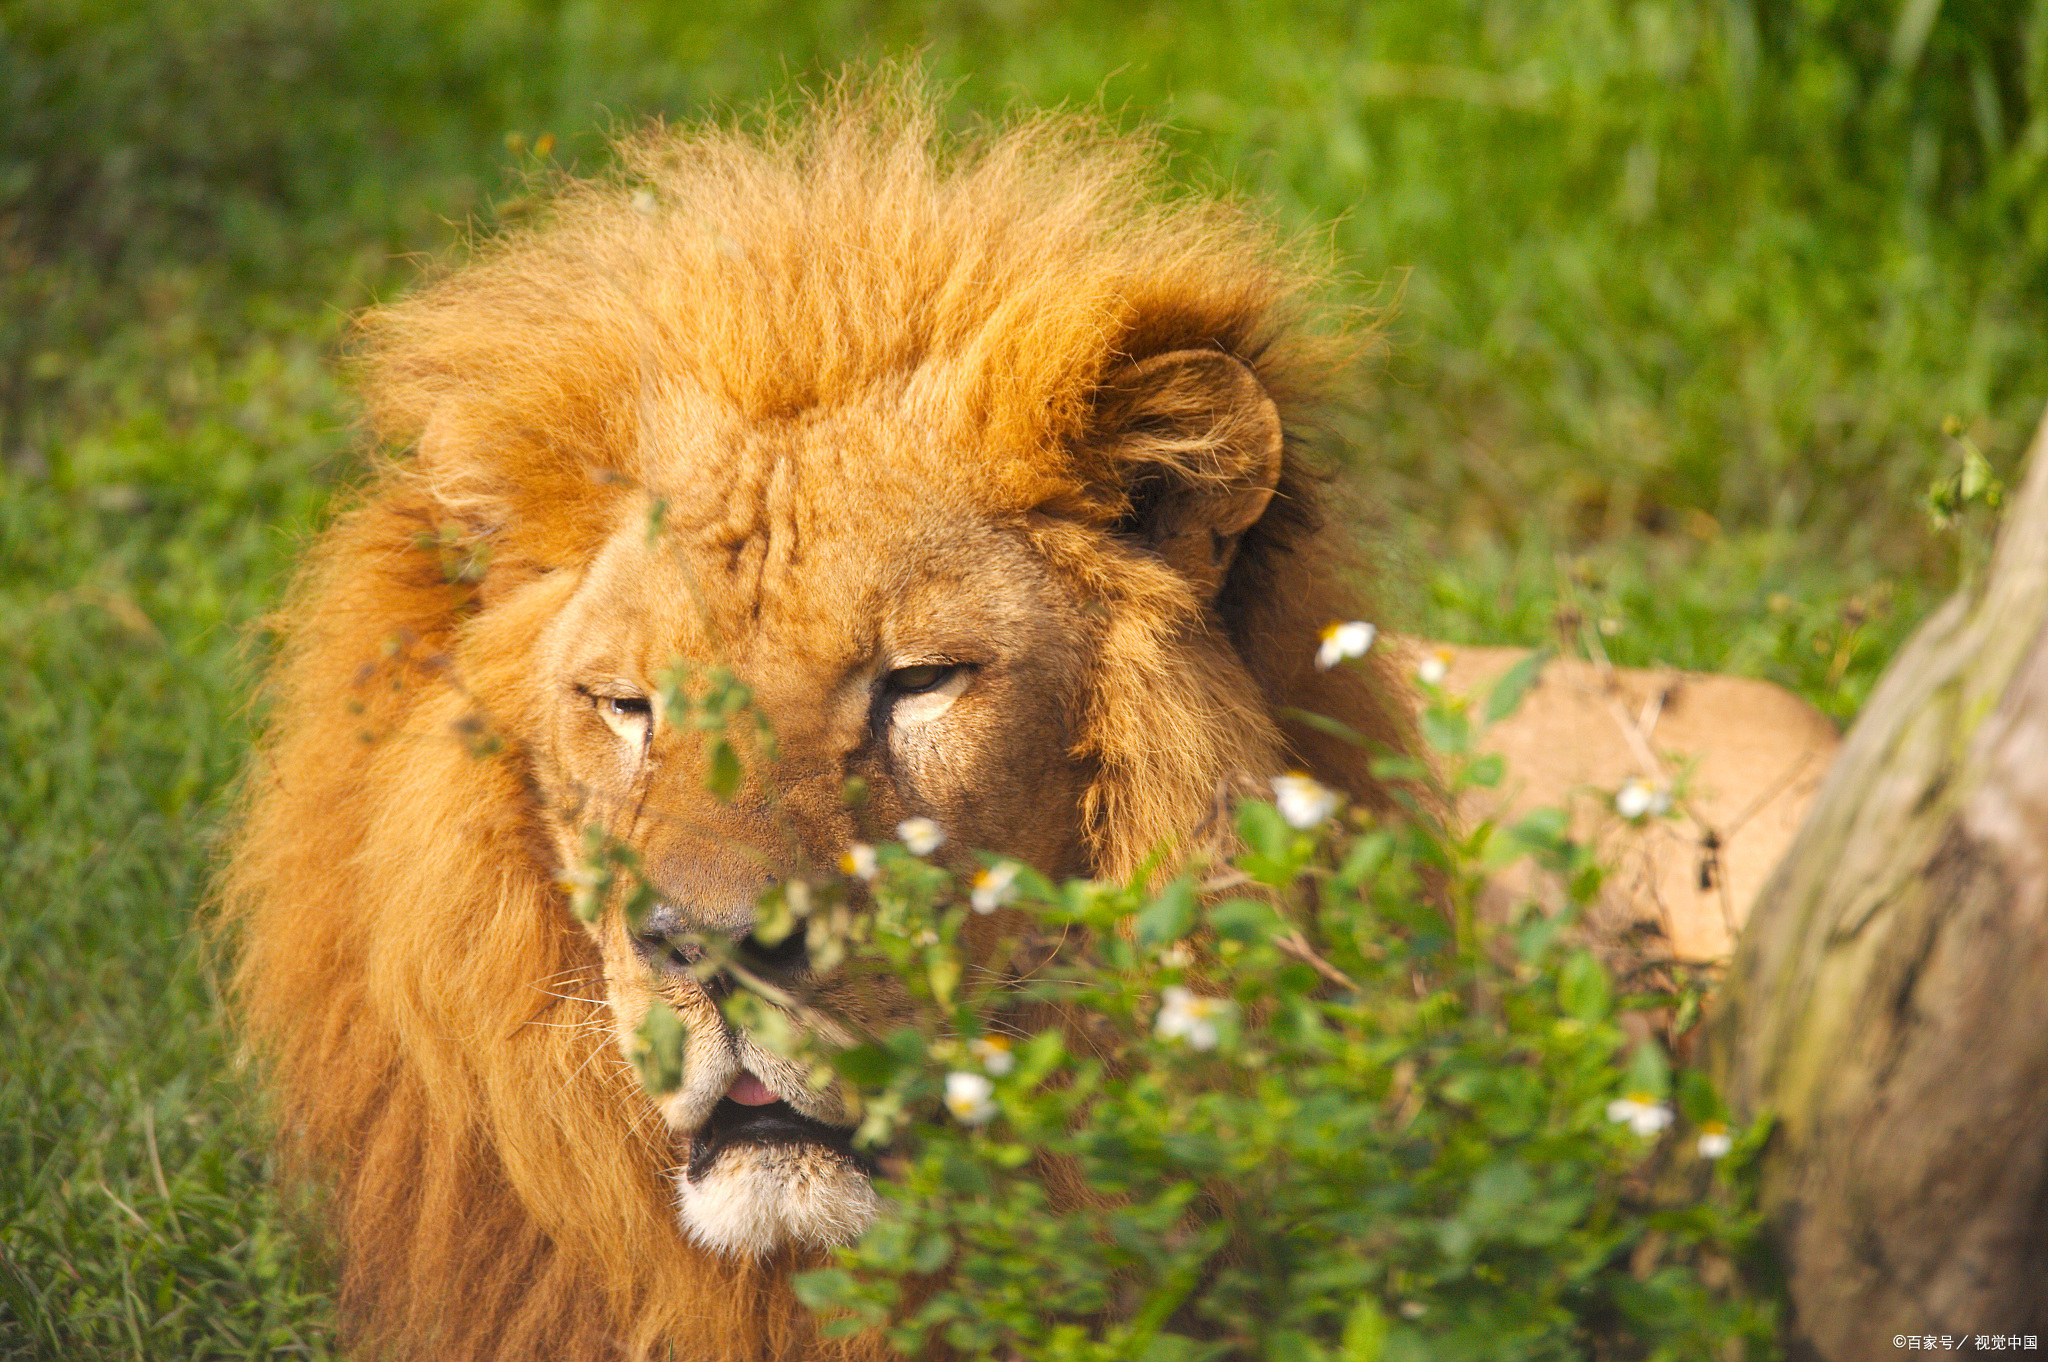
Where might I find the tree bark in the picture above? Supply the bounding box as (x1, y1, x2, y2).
(1712, 404, 2048, 1356)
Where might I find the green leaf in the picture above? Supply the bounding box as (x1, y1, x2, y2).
(1014, 1029, 1067, 1086)
(705, 737, 741, 801)
(1419, 704, 1469, 755)
(791, 1267, 856, 1311)
(1483, 648, 1550, 726)
(1369, 754, 1433, 784)
(1134, 878, 1198, 949)
(1281, 705, 1372, 748)
(1236, 799, 1290, 860)
(1207, 897, 1282, 944)
(1505, 805, 1570, 856)
(629, 1004, 686, 1095)
(1623, 1041, 1672, 1101)
(1556, 950, 1611, 1022)
(1463, 1157, 1536, 1230)
(751, 890, 797, 946)
(910, 1232, 953, 1275)
(926, 954, 961, 1007)
(834, 1042, 904, 1089)
(1434, 1216, 1475, 1260)
(1676, 1066, 1726, 1126)
(883, 1026, 928, 1064)
(1334, 830, 1393, 889)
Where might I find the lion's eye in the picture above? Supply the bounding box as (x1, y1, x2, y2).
(582, 687, 654, 746)
(884, 664, 958, 694)
(879, 662, 972, 729)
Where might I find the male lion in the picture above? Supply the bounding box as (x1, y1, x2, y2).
(223, 81, 1412, 1362)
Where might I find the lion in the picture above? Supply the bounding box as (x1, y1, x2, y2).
(221, 77, 1415, 1362)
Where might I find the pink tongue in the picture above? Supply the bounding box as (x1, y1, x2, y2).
(726, 1072, 779, 1106)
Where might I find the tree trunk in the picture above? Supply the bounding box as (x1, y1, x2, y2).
(1712, 405, 2048, 1356)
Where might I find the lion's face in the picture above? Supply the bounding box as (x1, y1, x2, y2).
(519, 399, 1105, 1257)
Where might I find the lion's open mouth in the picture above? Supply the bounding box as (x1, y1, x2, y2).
(685, 1097, 876, 1182)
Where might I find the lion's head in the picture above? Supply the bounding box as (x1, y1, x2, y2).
(224, 76, 1409, 1362)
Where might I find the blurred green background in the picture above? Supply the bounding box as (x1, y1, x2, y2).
(3, 1, 2043, 1353)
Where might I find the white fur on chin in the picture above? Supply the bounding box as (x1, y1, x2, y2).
(673, 1143, 881, 1258)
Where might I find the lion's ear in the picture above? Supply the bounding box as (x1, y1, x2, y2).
(411, 403, 623, 595)
(1095, 349, 1283, 599)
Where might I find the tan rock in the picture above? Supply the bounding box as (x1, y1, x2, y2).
(1423, 642, 1840, 962)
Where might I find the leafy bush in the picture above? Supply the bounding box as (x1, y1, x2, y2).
(617, 664, 1777, 1361)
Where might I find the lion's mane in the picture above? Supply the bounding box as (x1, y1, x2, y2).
(222, 74, 1408, 1362)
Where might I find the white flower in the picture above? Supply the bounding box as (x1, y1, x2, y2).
(1315, 620, 1378, 670)
(968, 1035, 1016, 1076)
(1606, 1093, 1675, 1138)
(1696, 1122, 1733, 1159)
(1416, 646, 1453, 686)
(1159, 942, 1194, 969)
(839, 841, 878, 882)
(1614, 777, 1672, 820)
(1155, 985, 1232, 1051)
(970, 860, 1021, 914)
(1271, 773, 1341, 829)
(943, 1070, 997, 1125)
(897, 817, 945, 856)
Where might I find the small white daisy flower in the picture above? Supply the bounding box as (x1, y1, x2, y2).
(1155, 985, 1232, 1051)
(1606, 1093, 1675, 1138)
(897, 817, 946, 856)
(1614, 777, 1672, 821)
(1271, 773, 1341, 829)
(968, 1035, 1016, 1076)
(1416, 646, 1453, 686)
(1696, 1122, 1733, 1160)
(970, 860, 1021, 914)
(839, 841, 878, 882)
(943, 1070, 997, 1125)
(1315, 620, 1378, 671)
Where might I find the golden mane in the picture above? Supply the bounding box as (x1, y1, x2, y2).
(222, 72, 1408, 1362)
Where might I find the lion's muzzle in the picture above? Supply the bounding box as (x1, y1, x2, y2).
(671, 1077, 881, 1257)
(686, 1092, 876, 1185)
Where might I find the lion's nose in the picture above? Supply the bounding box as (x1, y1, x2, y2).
(629, 912, 728, 999)
(629, 900, 809, 997)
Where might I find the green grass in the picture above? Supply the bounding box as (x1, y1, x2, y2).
(3, 0, 2044, 1352)
(2, 473, 338, 1356)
